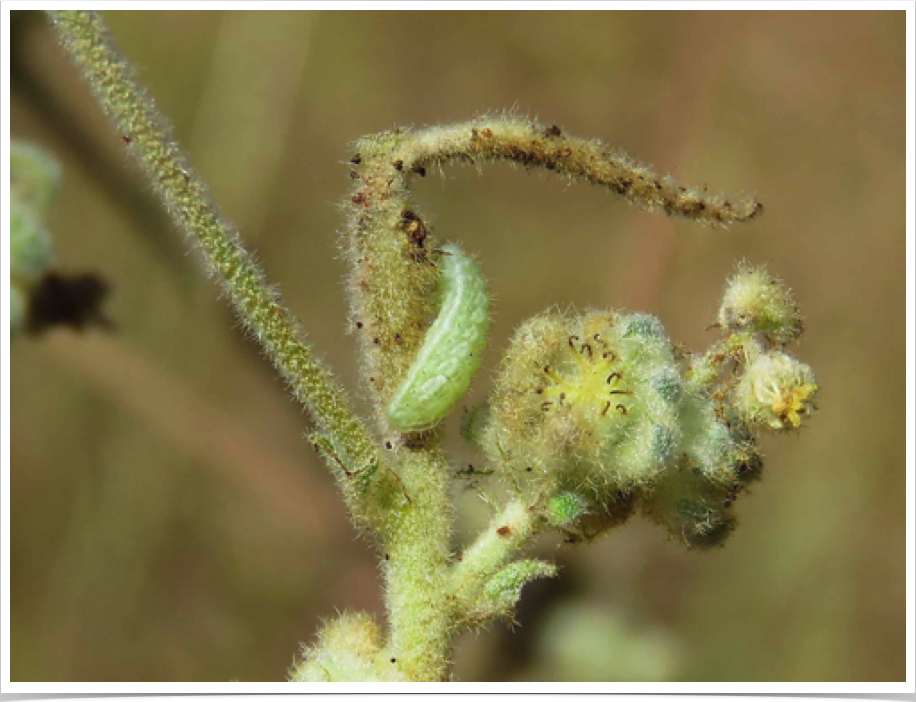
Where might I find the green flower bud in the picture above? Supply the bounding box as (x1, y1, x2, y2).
(546, 491, 589, 529)
(718, 262, 803, 345)
(736, 350, 818, 431)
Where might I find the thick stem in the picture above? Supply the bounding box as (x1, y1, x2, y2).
(47, 10, 385, 529)
(380, 449, 453, 681)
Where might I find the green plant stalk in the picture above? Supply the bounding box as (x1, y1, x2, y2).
(46, 10, 386, 530)
(380, 448, 453, 680)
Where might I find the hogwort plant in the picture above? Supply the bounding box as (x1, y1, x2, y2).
(45, 11, 819, 682)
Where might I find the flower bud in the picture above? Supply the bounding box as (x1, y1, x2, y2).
(718, 262, 803, 345)
(546, 491, 589, 529)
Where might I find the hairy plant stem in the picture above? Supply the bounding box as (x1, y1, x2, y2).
(380, 449, 453, 681)
(46, 10, 387, 532)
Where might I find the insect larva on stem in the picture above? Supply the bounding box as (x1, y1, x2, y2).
(387, 243, 490, 433)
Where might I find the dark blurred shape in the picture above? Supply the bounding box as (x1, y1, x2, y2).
(26, 271, 114, 334)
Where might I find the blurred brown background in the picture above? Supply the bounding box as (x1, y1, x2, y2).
(9, 10, 905, 682)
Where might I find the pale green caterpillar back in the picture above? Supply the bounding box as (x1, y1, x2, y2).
(387, 243, 490, 432)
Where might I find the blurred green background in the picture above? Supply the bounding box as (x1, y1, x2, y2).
(9, 10, 905, 682)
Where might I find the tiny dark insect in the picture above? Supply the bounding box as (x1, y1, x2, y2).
(496, 526, 511, 537)
(402, 209, 428, 248)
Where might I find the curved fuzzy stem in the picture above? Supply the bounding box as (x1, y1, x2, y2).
(397, 117, 762, 224)
(47, 10, 387, 531)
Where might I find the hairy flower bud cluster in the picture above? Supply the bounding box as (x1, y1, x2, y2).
(481, 264, 817, 549)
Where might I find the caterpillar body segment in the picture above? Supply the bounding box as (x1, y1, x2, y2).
(387, 243, 490, 432)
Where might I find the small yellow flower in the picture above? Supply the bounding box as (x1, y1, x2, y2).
(738, 351, 818, 431)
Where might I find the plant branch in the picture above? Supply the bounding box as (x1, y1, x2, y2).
(448, 498, 544, 619)
(46, 10, 386, 530)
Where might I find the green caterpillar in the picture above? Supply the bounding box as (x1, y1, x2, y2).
(387, 243, 490, 433)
